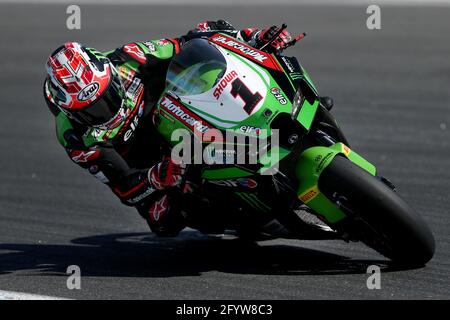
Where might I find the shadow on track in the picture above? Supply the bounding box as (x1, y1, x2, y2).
(0, 231, 421, 277)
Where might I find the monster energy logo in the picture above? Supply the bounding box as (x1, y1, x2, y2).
(236, 192, 271, 212)
(85, 47, 106, 61)
(290, 72, 302, 80)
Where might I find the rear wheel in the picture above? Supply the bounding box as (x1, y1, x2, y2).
(319, 156, 435, 265)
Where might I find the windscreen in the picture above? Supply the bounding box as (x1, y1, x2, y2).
(166, 38, 227, 96)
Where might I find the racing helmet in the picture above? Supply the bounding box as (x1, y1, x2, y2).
(45, 42, 128, 130)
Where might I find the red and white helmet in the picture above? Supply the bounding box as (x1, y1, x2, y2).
(45, 42, 128, 130)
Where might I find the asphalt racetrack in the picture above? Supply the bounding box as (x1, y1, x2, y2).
(0, 3, 449, 299)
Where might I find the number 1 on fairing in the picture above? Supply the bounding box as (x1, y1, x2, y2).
(230, 78, 262, 115)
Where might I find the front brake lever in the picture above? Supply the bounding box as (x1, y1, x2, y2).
(276, 32, 307, 55)
(258, 23, 288, 52)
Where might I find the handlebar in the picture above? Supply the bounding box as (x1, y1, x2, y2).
(258, 23, 307, 54)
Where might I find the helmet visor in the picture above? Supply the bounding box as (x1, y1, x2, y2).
(72, 66, 126, 128)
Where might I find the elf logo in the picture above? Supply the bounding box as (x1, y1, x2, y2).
(77, 82, 99, 101)
(240, 125, 261, 135)
(270, 87, 287, 105)
(124, 114, 140, 142)
(123, 101, 144, 141)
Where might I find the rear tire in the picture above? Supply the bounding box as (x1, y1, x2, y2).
(319, 156, 435, 265)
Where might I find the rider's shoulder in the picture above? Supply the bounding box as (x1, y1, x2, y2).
(118, 42, 148, 65)
(133, 39, 179, 61)
(109, 39, 178, 66)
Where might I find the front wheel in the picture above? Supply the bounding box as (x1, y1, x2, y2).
(318, 156, 435, 265)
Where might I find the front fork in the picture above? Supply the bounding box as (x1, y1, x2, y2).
(294, 142, 377, 225)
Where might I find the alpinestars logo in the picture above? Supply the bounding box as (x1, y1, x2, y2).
(212, 36, 268, 63)
(160, 96, 211, 133)
(123, 44, 147, 64)
(196, 22, 210, 31)
(70, 150, 100, 163)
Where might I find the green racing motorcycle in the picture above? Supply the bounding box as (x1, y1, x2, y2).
(152, 25, 435, 265)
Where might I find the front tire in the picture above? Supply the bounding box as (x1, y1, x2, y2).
(319, 156, 435, 265)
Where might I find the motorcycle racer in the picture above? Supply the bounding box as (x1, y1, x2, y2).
(43, 20, 295, 236)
